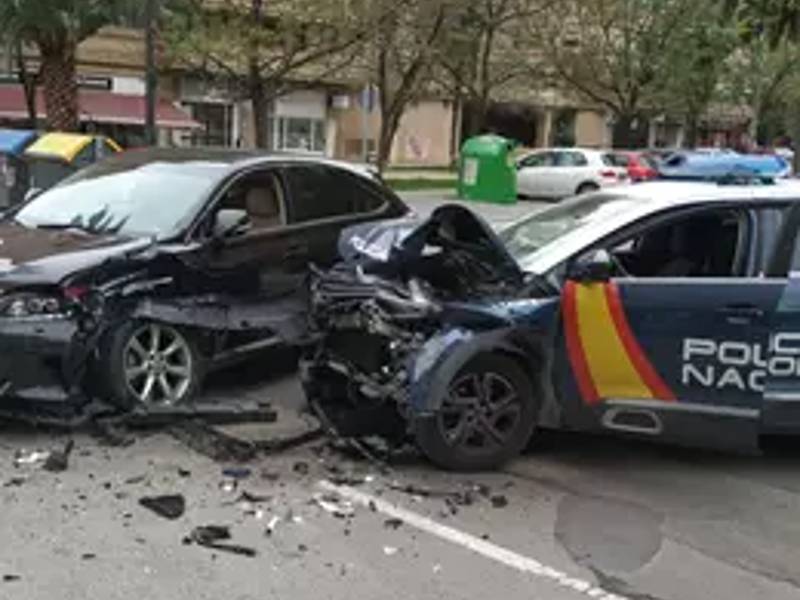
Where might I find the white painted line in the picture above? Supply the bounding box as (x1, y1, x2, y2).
(319, 480, 629, 600)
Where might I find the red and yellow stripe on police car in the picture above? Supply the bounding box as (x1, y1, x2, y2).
(563, 281, 675, 405)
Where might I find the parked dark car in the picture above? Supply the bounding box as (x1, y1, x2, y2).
(0, 148, 409, 410)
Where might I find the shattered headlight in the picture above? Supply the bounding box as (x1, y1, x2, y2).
(0, 293, 67, 319)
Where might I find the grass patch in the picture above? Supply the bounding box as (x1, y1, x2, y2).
(386, 178, 457, 192)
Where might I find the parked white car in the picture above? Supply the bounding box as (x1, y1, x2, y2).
(515, 148, 628, 199)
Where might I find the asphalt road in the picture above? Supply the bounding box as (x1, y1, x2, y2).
(2, 356, 800, 600)
(397, 191, 547, 229)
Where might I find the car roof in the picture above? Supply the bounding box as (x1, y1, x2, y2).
(610, 179, 800, 206)
(98, 147, 380, 180)
(527, 147, 606, 154)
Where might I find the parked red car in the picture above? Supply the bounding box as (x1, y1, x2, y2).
(610, 151, 659, 182)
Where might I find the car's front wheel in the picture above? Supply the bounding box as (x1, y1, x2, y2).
(414, 354, 537, 471)
(104, 321, 203, 410)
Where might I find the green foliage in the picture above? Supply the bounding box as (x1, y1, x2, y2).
(0, 0, 136, 48)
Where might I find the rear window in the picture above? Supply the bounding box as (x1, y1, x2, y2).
(639, 154, 659, 169)
(603, 153, 630, 167)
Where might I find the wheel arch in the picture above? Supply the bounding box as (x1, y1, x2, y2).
(575, 180, 600, 195)
(409, 327, 558, 426)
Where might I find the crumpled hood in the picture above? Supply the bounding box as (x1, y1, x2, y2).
(0, 222, 152, 287)
(337, 204, 523, 281)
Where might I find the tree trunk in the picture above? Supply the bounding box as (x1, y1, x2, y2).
(250, 61, 270, 149)
(377, 109, 402, 174)
(790, 114, 800, 175)
(39, 44, 79, 131)
(685, 113, 700, 149)
(249, 0, 269, 149)
(473, 95, 490, 135)
(612, 113, 636, 149)
(15, 42, 37, 129)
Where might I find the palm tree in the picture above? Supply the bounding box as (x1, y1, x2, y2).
(0, 0, 136, 131)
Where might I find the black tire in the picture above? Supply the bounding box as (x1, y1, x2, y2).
(104, 320, 204, 410)
(576, 182, 600, 195)
(415, 354, 538, 471)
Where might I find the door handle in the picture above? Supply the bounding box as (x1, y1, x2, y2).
(718, 304, 764, 319)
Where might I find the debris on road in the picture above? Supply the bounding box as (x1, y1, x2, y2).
(219, 479, 238, 494)
(13, 449, 50, 468)
(265, 515, 280, 536)
(384, 518, 404, 530)
(293, 461, 310, 476)
(234, 490, 271, 504)
(313, 493, 355, 519)
(183, 525, 257, 557)
(490, 495, 509, 508)
(42, 440, 75, 473)
(124, 475, 147, 485)
(170, 421, 259, 463)
(222, 467, 252, 480)
(138, 495, 186, 520)
(258, 428, 325, 455)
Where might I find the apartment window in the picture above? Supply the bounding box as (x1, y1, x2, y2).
(184, 101, 234, 147)
(272, 117, 326, 153)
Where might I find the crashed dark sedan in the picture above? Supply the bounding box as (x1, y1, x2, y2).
(303, 179, 800, 470)
(0, 148, 408, 412)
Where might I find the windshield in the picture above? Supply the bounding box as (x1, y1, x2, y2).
(13, 161, 224, 238)
(499, 193, 639, 263)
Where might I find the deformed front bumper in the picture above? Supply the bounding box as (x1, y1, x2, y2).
(0, 317, 80, 402)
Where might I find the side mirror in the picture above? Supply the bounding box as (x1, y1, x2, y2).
(567, 249, 614, 282)
(24, 187, 42, 203)
(213, 208, 250, 240)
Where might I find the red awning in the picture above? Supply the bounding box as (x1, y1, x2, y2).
(0, 86, 201, 130)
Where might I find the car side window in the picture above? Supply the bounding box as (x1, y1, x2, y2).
(604, 208, 749, 278)
(213, 169, 286, 233)
(753, 207, 787, 275)
(518, 152, 553, 168)
(556, 152, 588, 167)
(284, 165, 385, 223)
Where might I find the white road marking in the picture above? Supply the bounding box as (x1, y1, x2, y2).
(319, 480, 630, 600)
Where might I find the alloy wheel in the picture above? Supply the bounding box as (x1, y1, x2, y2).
(122, 323, 193, 406)
(438, 371, 522, 454)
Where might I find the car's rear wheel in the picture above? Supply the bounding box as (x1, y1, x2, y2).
(576, 182, 600, 195)
(104, 321, 203, 410)
(415, 354, 537, 471)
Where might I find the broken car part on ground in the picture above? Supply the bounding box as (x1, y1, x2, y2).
(303, 181, 800, 470)
(0, 148, 407, 421)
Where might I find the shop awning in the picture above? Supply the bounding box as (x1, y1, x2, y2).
(0, 86, 201, 130)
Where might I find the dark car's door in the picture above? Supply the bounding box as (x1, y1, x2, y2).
(182, 165, 306, 351)
(280, 163, 408, 269)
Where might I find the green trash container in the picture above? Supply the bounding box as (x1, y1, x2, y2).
(457, 135, 517, 204)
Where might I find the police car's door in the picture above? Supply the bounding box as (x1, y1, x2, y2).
(761, 204, 800, 434)
(560, 204, 785, 451)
